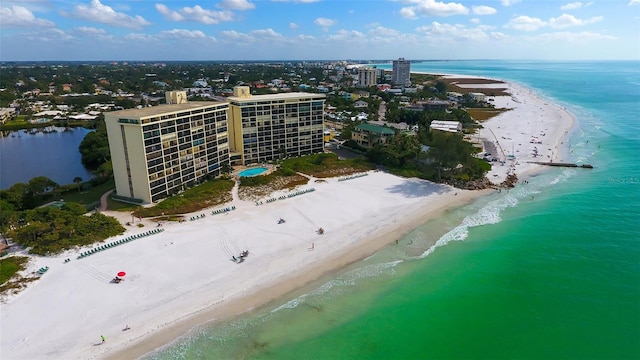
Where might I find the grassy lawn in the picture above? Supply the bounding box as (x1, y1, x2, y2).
(133, 178, 235, 218)
(467, 108, 510, 121)
(107, 197, 141, 212)
(0, 256, 28, 285)
(61, 178, 115, 209)
(281, 152, 374, 178)
(0, 256, 38, 296)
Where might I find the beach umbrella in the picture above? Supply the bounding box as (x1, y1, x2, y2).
(117, 271, 126, 277)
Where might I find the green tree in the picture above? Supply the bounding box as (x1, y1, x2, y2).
(2, 183, 28, 210)
(73, 177, 83, 193)
(79, 128, 110, 169)
(27, 177, 58, 200)
(426, 131, 477, 179)
(220, 162, 232, 175)
(389, 133, 421, 167)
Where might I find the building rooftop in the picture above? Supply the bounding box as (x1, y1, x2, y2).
(106, 101, 226, 119)
(355, 123, 396, 135)
(227, 92, 325, 102)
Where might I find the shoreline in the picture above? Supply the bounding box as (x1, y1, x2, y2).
(0, 74, 576, 360)
(109, 188, 486, 360)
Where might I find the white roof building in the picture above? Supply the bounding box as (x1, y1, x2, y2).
(430, 120, 462, 133)
(69, 114, 98, 120)
(34, 110, 63, 117)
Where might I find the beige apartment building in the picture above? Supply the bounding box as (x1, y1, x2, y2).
(105, 92, 230, 203)
(227, 86, 326, 166)
(105, 89, 326, 204)
(357, 67, 378, 88)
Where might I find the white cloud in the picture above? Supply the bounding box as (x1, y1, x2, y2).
(289, 22, 299, 29)
(629, 0, 640, 5)
(250, 28, 284, 42)
(125, 33, 157, 42)
(501, 0, 521, 6)
(74, 26, 106, 35)
(160, 29, 210, 40)
(156, 4, 234, 24)
(367, 26, 408, 43)
(490, 31, 509, 40)
(295, 34, 315, 41)
(399, 0, 469, 18)
(506, 15, 547, 31)
(472, 5, 496, 15)
(533, 31, 616, 42)
(470, 18, 480, 24)
(314, 17, 336, 27)
(65, 0, 150, 29)
(399, 7, 417, 19)
(560, 2, 584, 10)
(23, 28, 74, 42)
(549, 14, 602, 28)
(328, 29, 365, 42)
(156, 4, 183, 21)
(221, 30, 254, 43)
(416, 21, 500, 42)
(368, 26, 401, 37)
(0, 5, 55, 28)
(217, 0, 255, 11)
(271, 0, 321, 3)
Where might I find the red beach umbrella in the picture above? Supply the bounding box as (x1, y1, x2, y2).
(117, 271, 126, 277)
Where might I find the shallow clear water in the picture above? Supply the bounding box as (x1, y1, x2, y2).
(147, 61, 640, 360)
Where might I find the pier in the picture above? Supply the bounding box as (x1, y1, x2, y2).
(528, 161, 593, 169)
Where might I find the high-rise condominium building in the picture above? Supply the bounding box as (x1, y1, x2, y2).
(357, 67, 378, 88)
(105, 91, 230, 203)
(392, 58, 411, 86)
(227, 86, 325, 166)
(105, 89, 326, 204)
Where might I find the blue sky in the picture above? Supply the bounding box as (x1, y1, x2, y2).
(1, 0, 639, 61)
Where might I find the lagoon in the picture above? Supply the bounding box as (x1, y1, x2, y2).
(0, 127, 95, 189)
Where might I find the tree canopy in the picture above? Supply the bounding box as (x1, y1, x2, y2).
(9, 205, 124, 255)
(78, 124, 110, 169)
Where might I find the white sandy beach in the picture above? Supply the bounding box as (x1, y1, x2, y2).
(441, 75, 575, 184)
(0, 77, 575, 360)
(1, 171, 480, 360)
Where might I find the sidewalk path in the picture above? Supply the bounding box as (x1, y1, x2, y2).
(99, 189, 114, 211)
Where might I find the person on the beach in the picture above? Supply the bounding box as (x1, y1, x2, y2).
(101, 335, 105, 343)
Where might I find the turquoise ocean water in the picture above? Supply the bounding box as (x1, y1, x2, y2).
(147, 61, 640, 359)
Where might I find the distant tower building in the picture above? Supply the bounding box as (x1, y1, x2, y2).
(392, 58, 411, 86)
(357, 67, 378, 88)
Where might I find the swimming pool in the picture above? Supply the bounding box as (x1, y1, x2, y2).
(238, 167, 268, 177)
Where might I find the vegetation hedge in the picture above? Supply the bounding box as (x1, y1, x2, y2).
(0, 256, 29, 285)
(133, 178, 234, 218)
(8, 204, 125, 255)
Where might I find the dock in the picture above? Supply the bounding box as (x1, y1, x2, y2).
(528, 161, 593, 169)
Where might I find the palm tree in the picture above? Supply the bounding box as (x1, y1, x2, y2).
(73, 177, 83, 193)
